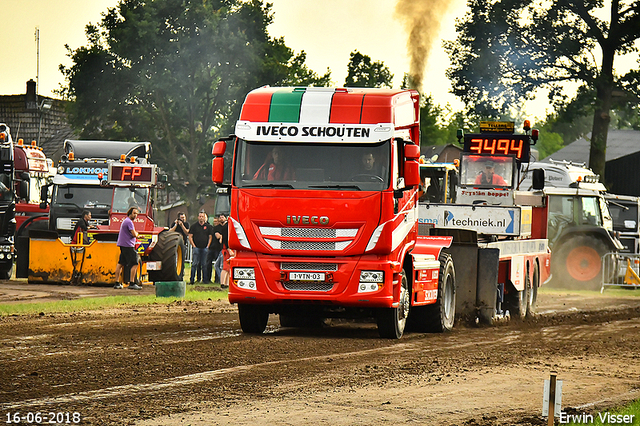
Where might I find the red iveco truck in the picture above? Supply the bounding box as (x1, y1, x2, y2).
(212, 87, 460, 338)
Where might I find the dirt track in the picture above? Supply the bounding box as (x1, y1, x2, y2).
(1, 282, 639, 426)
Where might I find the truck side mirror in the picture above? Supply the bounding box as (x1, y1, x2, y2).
(403, 144, 421, 187)
(532, 168, 545, 190)
(212, 140, 227, 185)
(40, 184, 49, 207)
(18, 180, 28, 200)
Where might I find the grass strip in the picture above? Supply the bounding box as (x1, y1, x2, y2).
(0, 287, 227, 316)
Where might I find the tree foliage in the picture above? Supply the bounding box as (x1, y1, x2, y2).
(344, 51, 393, 88)
(59, 0, 330, 210)
(445, 0, 640, 177)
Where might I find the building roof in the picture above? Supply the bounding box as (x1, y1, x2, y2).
(542, 129, 640, 164)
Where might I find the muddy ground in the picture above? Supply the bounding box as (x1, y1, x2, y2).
(1, 282, 639, 425)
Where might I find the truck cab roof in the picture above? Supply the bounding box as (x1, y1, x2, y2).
(520, 160, 607, 192)
(63, 140, 151, 162)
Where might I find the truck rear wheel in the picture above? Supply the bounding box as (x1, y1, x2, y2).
(527, 263, 539, 317)
(410, 253, 456, 332)
(376, 269, 410, 339)
(506, 275, 529, 320)
(238, 304, 269, 334)
(554, 235, 609, 290)
(148, 231, 185, 282)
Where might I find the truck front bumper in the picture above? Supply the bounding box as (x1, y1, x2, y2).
(227, 251, 400, 308)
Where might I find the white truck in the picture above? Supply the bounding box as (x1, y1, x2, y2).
(519, 160, 623, 290)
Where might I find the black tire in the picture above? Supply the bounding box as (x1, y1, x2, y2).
(148, 231, 185, 282)
(238, 304, 269, 334)
(553, 235, 609, 291)
(506, 276, 528, 320)
(0, 266, 11, 280)
(527, 263, 539, 317)
(410, 252, 456, 333)
(376, 269, 410, 339)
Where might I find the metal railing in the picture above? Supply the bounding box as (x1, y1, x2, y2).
(601, 252, 640, 292)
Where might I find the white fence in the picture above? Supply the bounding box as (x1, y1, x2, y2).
(602, 252, 640, 292)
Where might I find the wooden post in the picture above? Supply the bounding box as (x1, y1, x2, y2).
(548, 372, 557, 426)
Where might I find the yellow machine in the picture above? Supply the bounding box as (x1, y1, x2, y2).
(26, 157, 184, 285)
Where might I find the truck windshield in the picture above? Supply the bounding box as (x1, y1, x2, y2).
(0, 173, 13, 202)
(234, 139, 390, 191)
(112, 187, 149, 213)
(609, 202, 638, 232)
(52, 185, 112, 210)
(459, 154, 514, 188)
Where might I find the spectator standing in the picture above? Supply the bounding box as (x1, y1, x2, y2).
(169, 212, 190, 261)
(214, 213, 229, 287)
(114, 207, 142, 290)
(207, 217, 221, 283)
(188, 211, 212, 284)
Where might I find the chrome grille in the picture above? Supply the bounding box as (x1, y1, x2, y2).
(265, 239, 351, 251)
(282, 228, 335, 238)
(283, 241, 334, 251)
(283, 281, 334, 292)
(281, 263, 338, 271)
(260, 227, 357, 238)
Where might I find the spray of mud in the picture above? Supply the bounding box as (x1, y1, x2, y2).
(394, 0, 458, 93)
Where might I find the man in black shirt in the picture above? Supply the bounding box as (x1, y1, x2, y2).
(188, 211, 212, 284)
(214, 213, 229, 286)
(207, 217, 222, 283)
(169, 212, 190, 245)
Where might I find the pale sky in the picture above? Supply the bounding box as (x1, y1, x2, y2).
(2, 0, 637, 123)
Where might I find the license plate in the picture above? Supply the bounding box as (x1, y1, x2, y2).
(289, 272, 325, 281)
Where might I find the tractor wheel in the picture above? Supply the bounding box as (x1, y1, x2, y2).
(553, 235, 609, 291)
(376, 269, 410, 339)
(148, 231, 185, 282)
(238, 304, 269, 334)
(410, 252, 456, 333)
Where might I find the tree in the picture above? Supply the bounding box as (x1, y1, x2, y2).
(344, 51, 393, 88)
(444, 0, 640, 178)
(59, 0, 330, 211)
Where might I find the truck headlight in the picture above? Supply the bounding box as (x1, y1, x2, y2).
(360, 271, 384, 282)
(234, 268, 255, 280)
(358, 270, 384, 293)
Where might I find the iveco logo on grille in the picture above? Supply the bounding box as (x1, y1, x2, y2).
(286, 215, 329, 225)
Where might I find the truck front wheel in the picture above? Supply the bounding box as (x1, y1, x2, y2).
(376, 269, 410, 339)
(238, 304, 269, 334)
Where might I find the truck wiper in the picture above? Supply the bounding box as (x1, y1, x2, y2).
(243, 183, 294, 189)
(309, 185, 361, 190)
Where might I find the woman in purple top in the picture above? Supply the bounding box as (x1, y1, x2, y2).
(114, 207, 141, 290)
